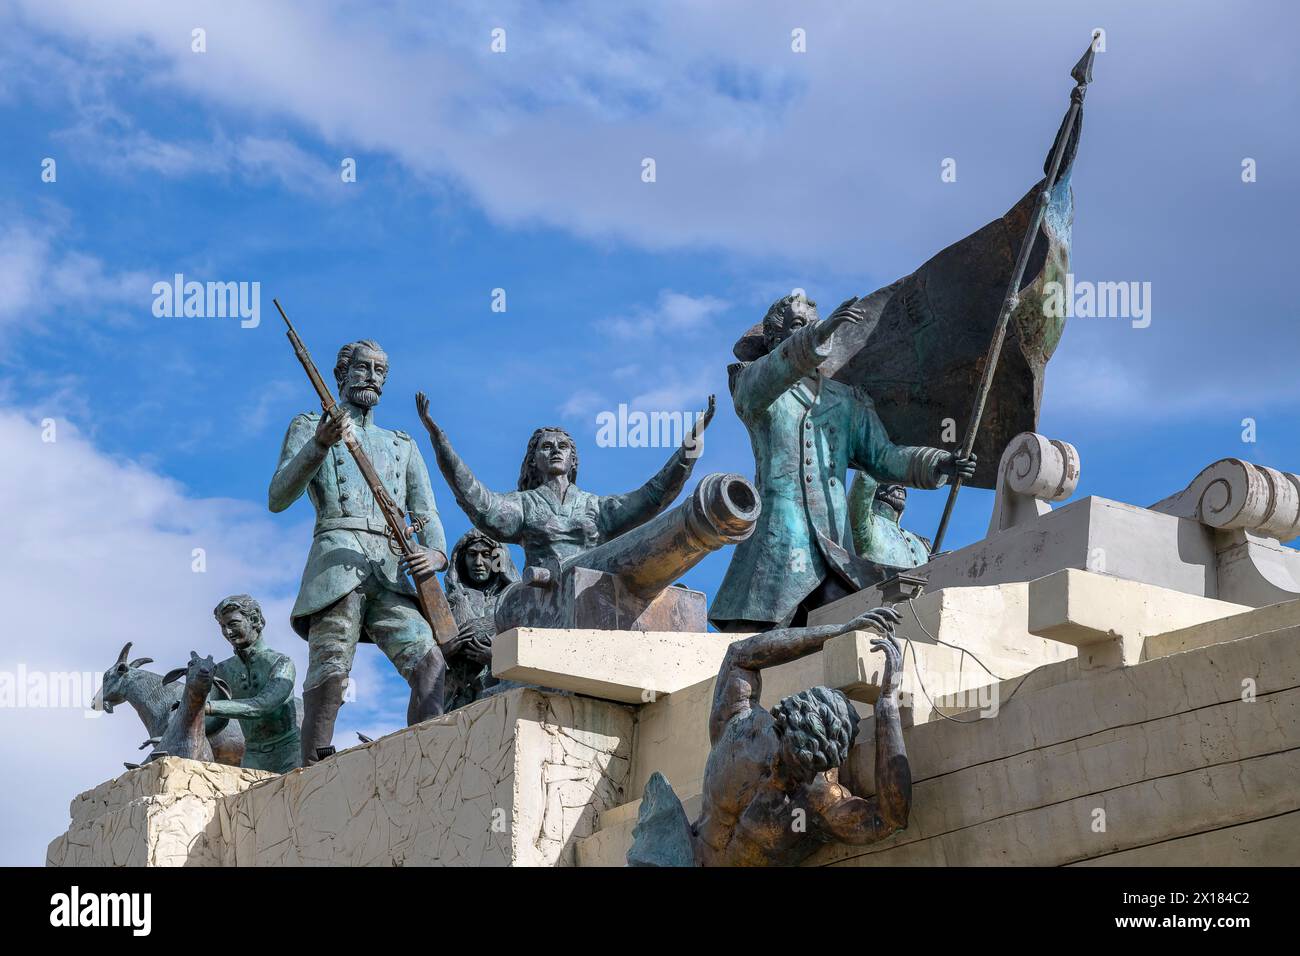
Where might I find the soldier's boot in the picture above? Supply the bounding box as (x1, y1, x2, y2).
(406, 646, 447, 725)
(300, 673, 348, 767)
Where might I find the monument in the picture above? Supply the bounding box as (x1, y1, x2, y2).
(46, 35, 1300, 872)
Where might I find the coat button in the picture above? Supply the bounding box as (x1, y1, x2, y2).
(803, 421, 811, 430)
(805, 440, 812, 448)
(340, 492, 350, 501)
(338, 474, 347, 483)
(805, 475, 813, 483)
(805, 457, 812, 465)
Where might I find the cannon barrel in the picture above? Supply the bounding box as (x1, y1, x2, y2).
(570, 472, 760, 599)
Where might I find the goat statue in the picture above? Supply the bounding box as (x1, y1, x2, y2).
(94, 642, 245, 769)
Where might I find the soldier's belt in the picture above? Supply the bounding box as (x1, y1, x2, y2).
(246, 728, 299, 752)
(314, 516, 389, 535)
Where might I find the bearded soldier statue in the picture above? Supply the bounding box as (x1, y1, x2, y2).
(270, 338, 448, 766)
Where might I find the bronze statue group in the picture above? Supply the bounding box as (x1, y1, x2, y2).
(98, 290, 976, 867)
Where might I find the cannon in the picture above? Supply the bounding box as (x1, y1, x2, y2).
(495, 472, 760, 632)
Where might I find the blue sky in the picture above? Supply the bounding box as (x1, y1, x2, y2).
(1, 1, 1298, 864)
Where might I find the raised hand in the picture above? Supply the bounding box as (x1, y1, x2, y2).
(870, 632, 905, 699)
(683, 394, 716, 457)
(415, 391, 442, 440)
(844, 605, 902, 636)
(817, 296, 867, 344)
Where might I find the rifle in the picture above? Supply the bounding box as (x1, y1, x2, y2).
(274, 298, 459, 647)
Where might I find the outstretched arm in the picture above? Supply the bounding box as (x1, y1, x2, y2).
(599, 395, 715, 540)
(708, 607, 902, 745)
(816, 634, 911, 844)
(851, 391, 976, 490)
(724, 606, 901, 672)
(733, 299, 863, 419)
(415, 392, 524, 542)
(206, 659, 296, 721)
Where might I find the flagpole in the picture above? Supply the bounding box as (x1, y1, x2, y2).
(930, 34, 1099, 555)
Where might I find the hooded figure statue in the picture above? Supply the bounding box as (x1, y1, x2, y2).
(443, 529, 520, 711)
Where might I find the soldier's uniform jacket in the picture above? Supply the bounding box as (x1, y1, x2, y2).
(209, 641, 299, 750)
(848, 473, 932, 569)
(272, 405, 446, 638)
(710, 323, 948, 628)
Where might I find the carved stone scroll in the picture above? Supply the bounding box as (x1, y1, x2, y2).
(987, 432, 1080, 536)
(1152, 458, 1300, 541)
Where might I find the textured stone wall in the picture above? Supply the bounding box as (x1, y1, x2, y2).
(218, 687, 632, 866)
(577, 615, 1300, 866)
(47, 759, 271, 867)
(48, 687, 633, 867)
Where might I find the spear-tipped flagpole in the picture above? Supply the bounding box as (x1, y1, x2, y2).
(930, 34, 1099, 555)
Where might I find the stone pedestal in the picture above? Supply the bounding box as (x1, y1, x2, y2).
(48, 573, 1298, 867)
(46, 759, 271, 867)
(48, 688, 632, 867)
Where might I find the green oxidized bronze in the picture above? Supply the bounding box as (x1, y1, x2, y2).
(206, 595, 303, 775)
(415, 392, 713, 573)
(848, 474, 931, 569)
(710, 298, 974, 631)
(270, 339, 449, 766)
(443, 530, 520, 711)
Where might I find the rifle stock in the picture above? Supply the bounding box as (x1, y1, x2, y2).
(273, 298, 459, 647)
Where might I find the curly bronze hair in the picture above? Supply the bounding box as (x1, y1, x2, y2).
(212, 594, 265, 633)
(761, 294, 819, 351)
(770, 686, 861, 777)
(517, 427, 579, 491)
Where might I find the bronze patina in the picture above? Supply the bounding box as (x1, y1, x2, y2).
(416, 391, 722, 634)
(204, 595, 303, 775)
(443, 530, 520, 710)
(628, 606, 911, 866)
(270, 330, 450, 766)
(711, 298, 974, 632)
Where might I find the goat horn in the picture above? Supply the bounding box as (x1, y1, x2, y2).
(115, 642, 133, 666)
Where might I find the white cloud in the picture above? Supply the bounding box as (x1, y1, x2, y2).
(602, 289, 729, 340)
(0, 406, 406, 864)
(558, 388, 606, 419)
(0, 221, 151, 329)
(1, 0, 1087, 268)
(630, 371, 718, 416)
